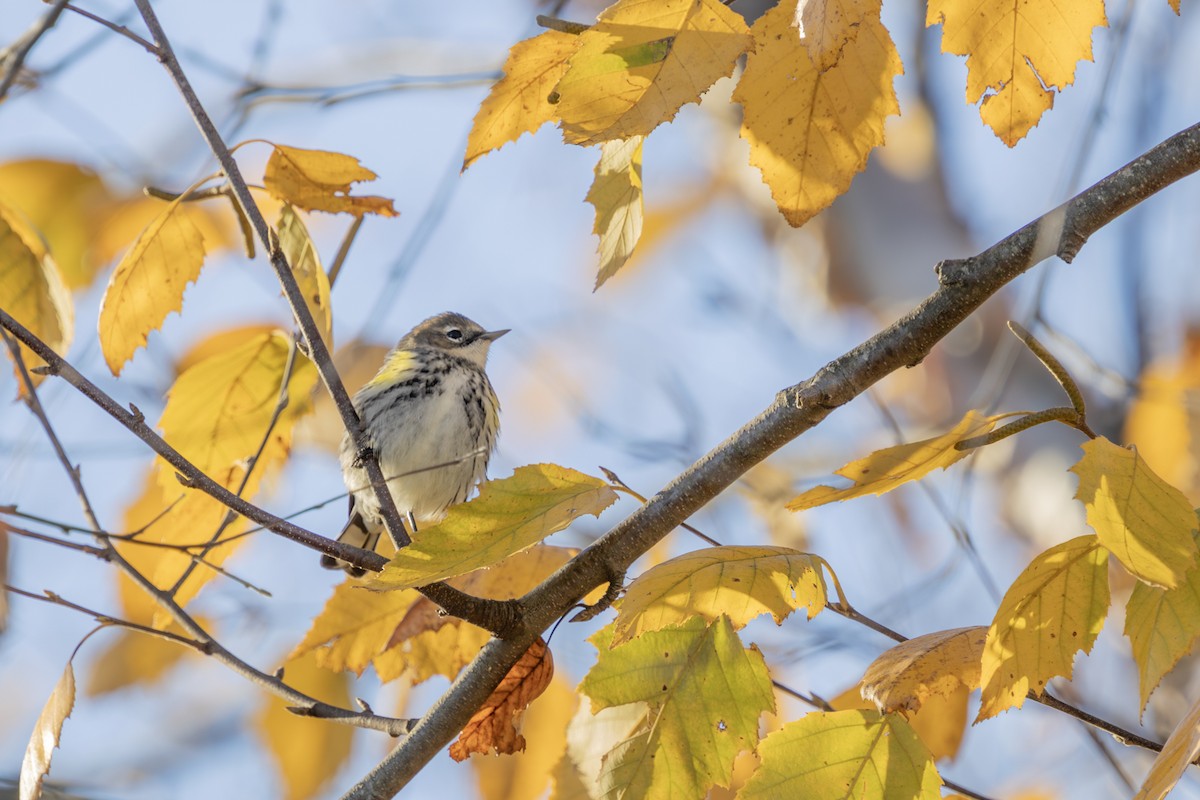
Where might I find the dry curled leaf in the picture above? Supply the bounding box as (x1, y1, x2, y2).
(860, 626, 986, 715)
(19, 661, 75, 800)
(450, 638, 555, 761)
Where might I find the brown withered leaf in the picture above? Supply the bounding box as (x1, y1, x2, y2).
(387, 597, 451, 648)
(449, 638, 554, 761)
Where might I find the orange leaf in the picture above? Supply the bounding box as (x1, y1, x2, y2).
(449, 638, 555, 761)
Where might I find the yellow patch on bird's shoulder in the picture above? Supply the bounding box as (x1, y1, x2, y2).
(365, 349, 417, 388)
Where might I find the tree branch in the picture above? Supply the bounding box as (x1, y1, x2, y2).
(347, 121, 1200, 797)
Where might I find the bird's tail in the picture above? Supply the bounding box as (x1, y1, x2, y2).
(320, 510, 381, 577)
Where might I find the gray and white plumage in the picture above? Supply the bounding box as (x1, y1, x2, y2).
(321, 312, 506, 575)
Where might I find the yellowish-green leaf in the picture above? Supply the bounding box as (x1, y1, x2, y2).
(0, 159, 114, 289)
(1072, 436, 1198, 589)
(977, 535, 1110, 721)
(97, 195, 207, 375)
(582, 617, 774, 800)
(587, 136, 644, 289)
(1125, 557, 1200, 713)
(0, 200, 73, 391)
(1133, 691, 1200, 800)
(275, 204, 332, 344)
(860, 626, 985, 715)
(794, 0, 883, 71)
(553, 0, 752, 145)
(263, 144, 398, 217)
(926, 0, 1107, 146)
(257, 652, 352, 800)
(734, 0, 902, 228)
(788, 410, 1009, 510)
(464, 31, 581, 169)
(369, 465, 617, 589)
(612, 546, 827, 646)
(739, 709, 941, 800)
(19, 661, 75, 800)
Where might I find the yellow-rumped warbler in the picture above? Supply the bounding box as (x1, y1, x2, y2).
(321, 312, 507, 575)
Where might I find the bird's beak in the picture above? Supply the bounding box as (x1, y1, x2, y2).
(479, 329, 510, 342)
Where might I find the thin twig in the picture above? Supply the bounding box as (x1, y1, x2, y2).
(59, 2, 158, 53)
(327, 215, 364, 288)
(0, 0, 71, 102)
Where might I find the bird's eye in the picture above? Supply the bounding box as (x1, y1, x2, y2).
(446, 329, 464, 341)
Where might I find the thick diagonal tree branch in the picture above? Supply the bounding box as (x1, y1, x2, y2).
(345, 122, 1200, 797)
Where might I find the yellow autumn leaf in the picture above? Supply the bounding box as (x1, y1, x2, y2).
(587, 136, 644, 289)
(740, 709, 941, 800)
(860, 626, 986, 715)
(611, 546, 827, 646)
(788, 409, 1010, 510)
(926, 0, 1107, 146)
(275, 204, 332, 344)
(369, 465, 617, 590)
(92, 194, 234, 271)
(19, 661, 75, 800)
(1125, 558, 1200, 713)
(1124, 338, 1200, 502)
(0, 199, 73, 389)
(263, 144, 398, 217)
(977, 535, 1110, 721)
(1134, 689, 1200, 800)
(128, 331, 316, 619)
(794, 0, 883, 71)
(464, 30, 581, 169)
(734, 0, 902, 228)
(257, 652, 352, 800)
(472, 675, 579, 800)
(1170, 0, 1181, 12)
(831, 683, 969, 763)
(553, 0, 752, 145)
(292, 581, 422, 675)
(97, 195, 208, 375)
(157, 329, 314, 493)
(0, 159, 114, 289)
(1071, 437, 1199, 589)
(581, 617, 774, 800)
